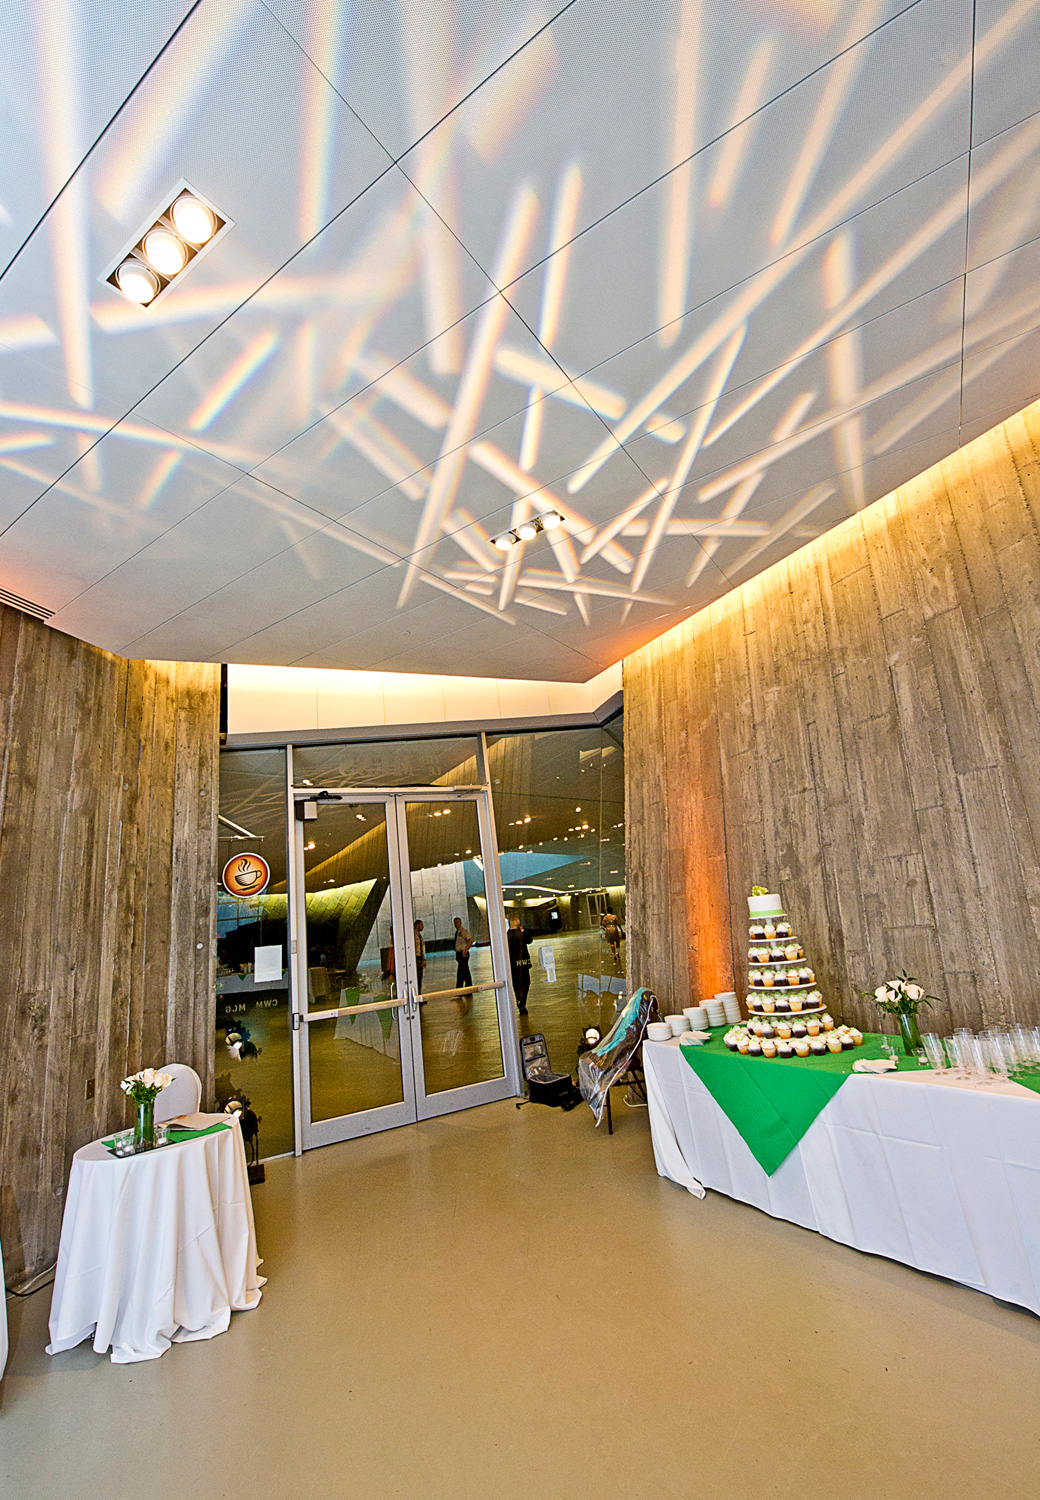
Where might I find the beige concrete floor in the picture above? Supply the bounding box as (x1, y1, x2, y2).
(3, 1096, 1040, 1500)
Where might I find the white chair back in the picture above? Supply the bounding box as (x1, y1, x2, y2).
(154, 1063, 203, 1122)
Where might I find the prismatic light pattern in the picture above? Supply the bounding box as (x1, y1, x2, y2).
(0, 0, 1038, 679)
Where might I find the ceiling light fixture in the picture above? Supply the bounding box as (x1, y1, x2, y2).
(170, 192, 217, 245)
(489, 510, 564, 552)
(115, 259, 160, 305)
(142, 227, 188, 275)
(103, 179, 231, 308)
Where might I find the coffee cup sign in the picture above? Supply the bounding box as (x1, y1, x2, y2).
(222, 853, 271, 897)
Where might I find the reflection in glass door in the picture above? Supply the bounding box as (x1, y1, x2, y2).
(402, 799, 506, 1106)
(296, 798, 417, 1147)
(292, 789, 517, 1148)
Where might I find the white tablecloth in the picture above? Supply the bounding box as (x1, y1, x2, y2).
(644, 1039, 1040, 1315)
(47, 1113, 264, 1364)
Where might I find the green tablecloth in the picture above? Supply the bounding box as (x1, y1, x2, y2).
(679, 1031, 925, 1175)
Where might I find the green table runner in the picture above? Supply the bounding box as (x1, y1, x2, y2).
(679, 1032, 921, 1175)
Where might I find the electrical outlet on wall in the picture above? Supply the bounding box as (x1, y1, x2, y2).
(85, 1078, 95, 1101)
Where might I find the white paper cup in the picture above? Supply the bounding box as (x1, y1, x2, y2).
(646, 1022, 672, 1042)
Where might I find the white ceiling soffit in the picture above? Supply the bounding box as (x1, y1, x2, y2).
(0, 0, 1038, 682)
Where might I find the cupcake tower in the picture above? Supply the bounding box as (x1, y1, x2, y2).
(744, 890, 824, 1017)
(724, 1014, 865, 1058)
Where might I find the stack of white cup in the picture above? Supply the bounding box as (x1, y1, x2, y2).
(705, 998, 727, 1028)
(716, 991, 742, 1024)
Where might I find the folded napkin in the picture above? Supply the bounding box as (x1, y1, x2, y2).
(680, 1030, 713, 1046)
(853, 1057, 898, 1074)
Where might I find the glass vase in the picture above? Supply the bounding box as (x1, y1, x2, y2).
(134, 1095, 155, 1150)
(897, 1009, 922, 1055)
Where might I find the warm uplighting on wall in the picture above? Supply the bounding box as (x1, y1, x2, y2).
(102, 182, 231, 307)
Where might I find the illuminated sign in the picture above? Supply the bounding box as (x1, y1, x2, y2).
(222, 853, 271, 897)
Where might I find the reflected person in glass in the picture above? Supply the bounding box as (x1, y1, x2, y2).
(414, 920, 426, 995)
(507, 914, 532, 1016)
(453, 916, 473, 991)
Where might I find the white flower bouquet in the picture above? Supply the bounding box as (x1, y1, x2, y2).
(120, 1068, 174, 1103)
(121, 1069, 174, 1149)
(862, 971, 939, 1054)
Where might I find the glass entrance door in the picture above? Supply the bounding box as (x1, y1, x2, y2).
(292, 789, 517, 1148)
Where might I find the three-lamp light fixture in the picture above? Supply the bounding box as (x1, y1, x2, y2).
(491, 510, 564, 551)
(104, 182, 230, 306)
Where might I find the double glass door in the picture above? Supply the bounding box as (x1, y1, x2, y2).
(290, 789, 518, 1147)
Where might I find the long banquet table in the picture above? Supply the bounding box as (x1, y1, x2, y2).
(644, 1037, 1040, 1315)
(47, 1113, 264, 1364)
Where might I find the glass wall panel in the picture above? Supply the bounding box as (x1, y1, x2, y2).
(403, 799, 504, 1094)
(292, 737, 480, 788)
(215, 748, 293, 1158)
(486, 718, 625, 1075)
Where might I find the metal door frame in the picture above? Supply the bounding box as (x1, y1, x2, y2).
(287, 773, 520, 1153)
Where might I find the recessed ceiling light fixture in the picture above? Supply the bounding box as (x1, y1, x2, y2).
(102, 180, 232, 307)
(490, 510, 564, 551)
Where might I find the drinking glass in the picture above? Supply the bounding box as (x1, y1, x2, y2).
(922, 1034, 946, 1072)
(944, 1035, 966, 1079)
(154, 1122, 169, 1147)
(881, 1034, 900, 1065)
(111, 1128, 135, 1157)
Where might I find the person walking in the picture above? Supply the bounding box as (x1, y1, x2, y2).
(413, 919, 426, 994)
(601, 911, 624, 972)
(507, 914, 532, 1015)
(453, 916, 473, 990)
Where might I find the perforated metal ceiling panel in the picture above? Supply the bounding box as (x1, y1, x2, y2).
(0, 0, 1038, 679)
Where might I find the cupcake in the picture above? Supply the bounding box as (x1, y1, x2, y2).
(840, 1035, 854, 1050)
(776, 920, 792, 940)
(760, 1023, 776, 1039)
(769, 945, 785, 963)
(790, 1022, 806, 1038)
(806, 1019, 821, 1036)
(749, 998, 762, 1012)
(749, 972, 761, 988)
(764, 922, 777, 941)
(850, 1029, 864, 1046)
(748, 1039, 763, 1056)
(777, 1042, 793, 1058)
(750, 923, 766, 942)
(787, 971, 801, 988)
(789, 997, 803, 1012)
(820, 1010, 833, 1029)
(725, 1032, 740, 1051)
(775, 997, 790, 1013)
(763, 970, 775, 988)
(809, 992, 824, 1010)
(794, 1040, 811, 1057)
(798, 967, 813, 985)
(826, 1035, 842, 1053)
(785, 944, 800, 962)
(738, 1037, 750, 1054)
(762, 1040, 777, 1057)
(762, 998, 775, 1013)
(776, 1022, 792, 1039)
